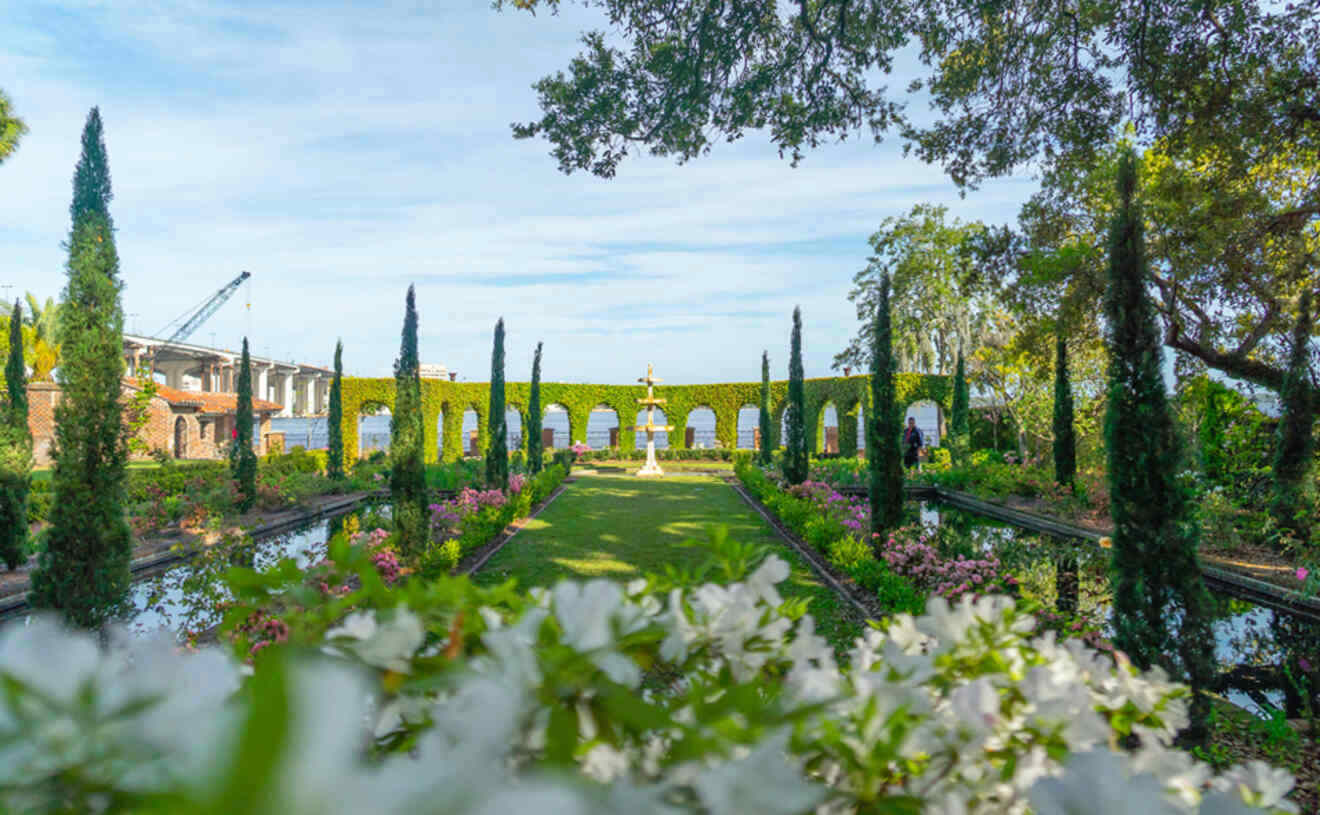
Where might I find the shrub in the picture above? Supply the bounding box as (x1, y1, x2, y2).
(848, 557, 927, 615)
(827, 535, 871, 572)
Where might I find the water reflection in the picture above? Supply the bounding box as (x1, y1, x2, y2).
(919, 502, 1320, 719)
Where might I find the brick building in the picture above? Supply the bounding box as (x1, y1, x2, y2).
(26, 379, 282, 466)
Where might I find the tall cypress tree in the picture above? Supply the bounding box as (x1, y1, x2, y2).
(783, 308, 808, 485)
(327, 340, 344, 480)
(1053, 327, 1077, 489)
(1, 299, 31, 570)
(1103, 149, 1215, 740)
(231, 338, 257, 512)
(528, 341, 543, 474)
(869, 273, 904, 538)
(68, 107, 113, 243)
(1270, 290, 1315, 541)
(390, 286, 427, 556)
(28, 213, 132, 627)
(950, 346, 970, 465)
(486, 318, 509, 490)
(758, 350, 773, 466)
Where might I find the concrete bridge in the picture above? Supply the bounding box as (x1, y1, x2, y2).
(123, 334, 334, 417)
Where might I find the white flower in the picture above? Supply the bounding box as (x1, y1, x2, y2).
(580, 743, 631, 783)
(690, 729, 826, 815)
(1028, 750, 1184, 815)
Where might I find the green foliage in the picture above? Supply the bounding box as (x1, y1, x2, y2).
(1270, 291, 1316, 543)
(0, 87, 27, 165)
(758, 350, 773, 466)
(849, 558, 928, 616)
(67, 107, 113, 243)
(389, 286, 427, 557)
(327, 340, 344, 480)
(782, 308, 808, 485)
(869, 273, 904, 537)
(836, 204, 992, 376)
(28, 211, 132, 628)
(485, 318, 509, 491)
(527, 341, 543, 475)
(1053, 328, 1077, 488)
(1, 298, 31, 569)
(231, 339, 258, 513)
(1103, 149, 1215, 738)
(950, 347, 969, 464)
(826, 535, 871, 572)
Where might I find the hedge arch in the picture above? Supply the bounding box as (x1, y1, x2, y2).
(735, 404, 759, 449)
(336, 373, 950, 470)
(586, 404, 619, 449)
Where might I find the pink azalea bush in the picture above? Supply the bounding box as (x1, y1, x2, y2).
(876, 528, 1016, 603)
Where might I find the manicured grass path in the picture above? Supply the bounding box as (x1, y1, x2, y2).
(473, 473, 861, 654)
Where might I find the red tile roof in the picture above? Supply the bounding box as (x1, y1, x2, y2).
(124, 378, 282, 414)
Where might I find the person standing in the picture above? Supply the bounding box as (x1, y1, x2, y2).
(902, 416, 923, 471)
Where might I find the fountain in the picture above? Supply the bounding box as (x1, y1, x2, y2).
(634, 363, 673, 477)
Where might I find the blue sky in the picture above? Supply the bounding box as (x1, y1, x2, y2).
(0, 0, 1041, 384)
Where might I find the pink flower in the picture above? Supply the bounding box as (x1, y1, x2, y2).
(1297, 567, 1310, 582)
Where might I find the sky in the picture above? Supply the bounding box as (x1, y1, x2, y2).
(0, 0, 1042, 385)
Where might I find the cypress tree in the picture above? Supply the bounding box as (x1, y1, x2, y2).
(528, 341, 543, 474)
(1269, 290, 1315, 541)
(783, 308, 808, 485)
(231, 338, 257, 512)
(390, 286, 427, 556)
(68, 107, 113, 243)
(1053, 327, 1077, 489)
(486, 318, 509, 490)
(28, 213, 132, 628)
(758, 350, 773, 466)
(1103, 149, 1215, 740)
(1, 299, 31, 570)
(951, 346, 970, 465)
(327, 340, 344, 480)
(869, 273, 904, 538)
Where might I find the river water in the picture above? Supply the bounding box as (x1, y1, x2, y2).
(273, 404, 944, 455)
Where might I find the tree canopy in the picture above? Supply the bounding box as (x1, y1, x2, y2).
(496, 0, 1318, 191)
(0, 88, 26, 166)
(834, 204, 989, 376)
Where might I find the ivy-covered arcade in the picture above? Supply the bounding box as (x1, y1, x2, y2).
(337, 373, 952, 470)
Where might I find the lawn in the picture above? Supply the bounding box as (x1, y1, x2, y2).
(574, 459, 735, 473)
(473, 472, 861, 654)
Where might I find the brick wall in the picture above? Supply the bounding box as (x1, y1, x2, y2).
(25, 382, 223, 466)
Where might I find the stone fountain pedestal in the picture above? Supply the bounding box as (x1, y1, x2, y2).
(634, 363, 672, 478)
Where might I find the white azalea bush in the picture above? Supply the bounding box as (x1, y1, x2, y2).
(0, 531, 1298, 814)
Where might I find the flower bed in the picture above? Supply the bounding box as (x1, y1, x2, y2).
(0, 533, 1299, 813)
(734, 457, 1108, 646)
(422, 464, 567, 574)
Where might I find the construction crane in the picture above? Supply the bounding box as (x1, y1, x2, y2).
(152, 271, 251, 347)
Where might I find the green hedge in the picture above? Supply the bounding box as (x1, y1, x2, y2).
(337, 373, 952, 473)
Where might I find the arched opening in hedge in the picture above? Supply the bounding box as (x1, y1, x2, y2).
(358, 401, 391, 456)
(903, 399, 943, 448)
(634, 407, 668, 449)
(735, 404, 759, 450)
(461, 407, 480, 457)
(686, 406, 716, 449)
(586, 404, 619, 449)
(817, 400, 840, 454)
(544, 403, 571, 449)
(852, 403, 865, 453)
